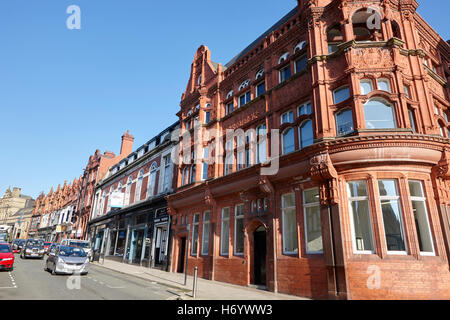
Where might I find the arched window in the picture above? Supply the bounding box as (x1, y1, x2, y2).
(135, 170, 144, 202)
(327, 26, 343, 53)
(226, 90, 234, 99)
(255, 69, 265, 80)
(294, 41, 307, 54)
(377, 78, 391, 92)
(392, 21, 402, 39)
(360, 79, 373, 95)
(352, 9, 381, 41)
(333, 86, 350, 104)
(197, 74, 202, 85)
(239, 79, 251, 91)
(364, 98, 397, 129)
(278, 52, 290, 64)
(299, 120, 314, 148)
(148, 163, 158, 197)
(336, 109, 354, 136)
(282, 128, 295, 155)
(124, 176, 133, 206)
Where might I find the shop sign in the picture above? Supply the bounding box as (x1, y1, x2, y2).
(110, 192, 124, 208)
(56, 225, 62, 233)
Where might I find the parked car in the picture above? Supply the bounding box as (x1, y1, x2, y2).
(43, 242, 52, 254)
(20, 239, 45, 259)
(0, 243, 14, 271)
(12, 239, 26, 253)
(60, 239, 93, 261)
(45, 245, 89, 275)
(48, 243, 59, 254)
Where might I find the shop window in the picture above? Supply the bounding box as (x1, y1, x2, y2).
(409, 181, 435, 255)
(364, 98, 397, 129)
(279, 65, 291, 83)
(360, 79, 373, 95)
(201, 212, 210, 255)
(191, 213, 199, 255)
(298, 102, 312, 116)
(234, 204, 245, 255)
(336, 109, 354, 136)
(299, 120, 314, 148)
(378, 180, 407, 253)
(333, 86, 350, 104)
(282, 193, 298, 254)
(304, 188, 323, 253)
(377, 78, 391, 92)
(220, 208, 230, 255)
(282, 128, 295, 155)
(347, 181, 374, 253)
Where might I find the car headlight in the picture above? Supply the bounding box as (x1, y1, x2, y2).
(39, 249, 44, 253)
(57, 258, 65, 264)
(3, 258, 13, 261)
(26, 249, 32, 253)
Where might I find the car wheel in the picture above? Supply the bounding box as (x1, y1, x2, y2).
(81, 272, 88, 276)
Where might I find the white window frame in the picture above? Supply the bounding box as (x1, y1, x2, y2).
(281, 110, 294, 125)
(148, 162, 158, 197)
(278, 52, 290, 64)
(378, 179, 408, 255)
(281, 193, 298, 255)
(234, 204, 245, 256)
(297, 102, 312, 116)
(220, 208, 230, 256)
(347, 181, 375, 254)
(377, 78, 391, 93)
(191, 213, 200, 256)
(360, 79, 373, 95)
(409, 180, 435, 256)
(303, 188, 323, 254)
(201, 211, 210, 256)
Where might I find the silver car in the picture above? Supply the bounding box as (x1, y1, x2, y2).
(45, 245, 89, 275)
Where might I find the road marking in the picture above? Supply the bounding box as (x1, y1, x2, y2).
(106, 285, 125, 289)
(0, 272, 18, 289)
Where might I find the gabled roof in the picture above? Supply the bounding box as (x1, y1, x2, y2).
(225, 7, 298, 68)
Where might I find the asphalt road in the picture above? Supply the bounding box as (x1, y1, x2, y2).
(0, 253, 179, 300)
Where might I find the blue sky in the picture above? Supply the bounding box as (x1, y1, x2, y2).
(0, 0, 448, 199)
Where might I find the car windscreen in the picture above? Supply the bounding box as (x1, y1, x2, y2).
(69, 241, 90, 249)
(27, 240, 44, 247)
(19, 240, 26, 244)
(58, 246, 87, 257)
(0, 244, 11, 253)
(44, 242, 51, 246)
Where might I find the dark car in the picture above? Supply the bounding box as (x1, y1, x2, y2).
(20, 239, 45, 259)
(12, 239, 26, 253)
(43, 242, 52, 254)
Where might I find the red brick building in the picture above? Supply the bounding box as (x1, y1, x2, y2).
(167, 0, 450, 299)
(71, 131, 134, 239)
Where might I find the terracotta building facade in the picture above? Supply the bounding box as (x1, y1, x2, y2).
(167, 0, 450, 300)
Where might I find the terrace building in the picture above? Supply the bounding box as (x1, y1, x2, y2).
(167, 0, 450, 299)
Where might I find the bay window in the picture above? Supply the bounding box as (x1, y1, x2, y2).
(336, 109, 354, 136)
(364, 98, 396, 129)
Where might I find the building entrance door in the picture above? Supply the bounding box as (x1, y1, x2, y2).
(177, 237, 186, 273)
(253, 227, 267, 286)
(129, 228, 145, 264)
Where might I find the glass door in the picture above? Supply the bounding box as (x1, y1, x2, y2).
(129, 228, 145, 264)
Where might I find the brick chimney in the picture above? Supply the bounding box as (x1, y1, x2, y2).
(120, 130, 134, 156)
(12, 187, 21, 197)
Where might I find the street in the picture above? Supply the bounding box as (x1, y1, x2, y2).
(0, 254, 180, 300)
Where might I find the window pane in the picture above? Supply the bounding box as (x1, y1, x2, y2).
(364, 100, 396, 129)
(304, 188, 319, 204)
(409, 181, 424, 198)
(257, 82, 266, 97)
(282, 128, 295, 154)
(381, 199, 406, 251)
(221, 209, 230, 255)
(235, 217, 244, 254)
(305, 206, 323, 253)
(202, 222, 210, 255)
(412, 200, 433, 253)
(408, 109, 417, 133)
(348, 181, 368, 197)
(300, 120, 314, 148)
(377, 79, 391, 92)
(360, 81, 373, 95)
(350, 199, 374, 251)
(334, 87, 350, 104)
(336, 109, 354, 136)
(283, 207, 298, 253)
(295, 56, 307, 73)
(283, 193, 295, 208)
(378, 180, 398, 197)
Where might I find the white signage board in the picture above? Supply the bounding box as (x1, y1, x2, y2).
(110, 191, 124, 208)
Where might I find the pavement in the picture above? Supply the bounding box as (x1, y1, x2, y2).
(0, 253, 180, 300)
(92, 259, 308, 300)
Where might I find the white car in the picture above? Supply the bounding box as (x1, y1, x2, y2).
(60, 239, 93, 260)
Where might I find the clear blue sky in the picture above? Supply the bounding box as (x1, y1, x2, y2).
(0, 0, 448, 199)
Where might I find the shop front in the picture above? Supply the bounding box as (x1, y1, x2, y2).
(88, 198, 171, 270)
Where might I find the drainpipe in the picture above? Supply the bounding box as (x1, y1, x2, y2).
(318, 170, 340, 298)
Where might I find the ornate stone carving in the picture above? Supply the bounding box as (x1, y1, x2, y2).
(352, 48, 394, 69)
(310, 152, 339, 205)
(433, 148, 450, 180)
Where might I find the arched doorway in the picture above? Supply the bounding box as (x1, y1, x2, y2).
(253, 226, 267, 286)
